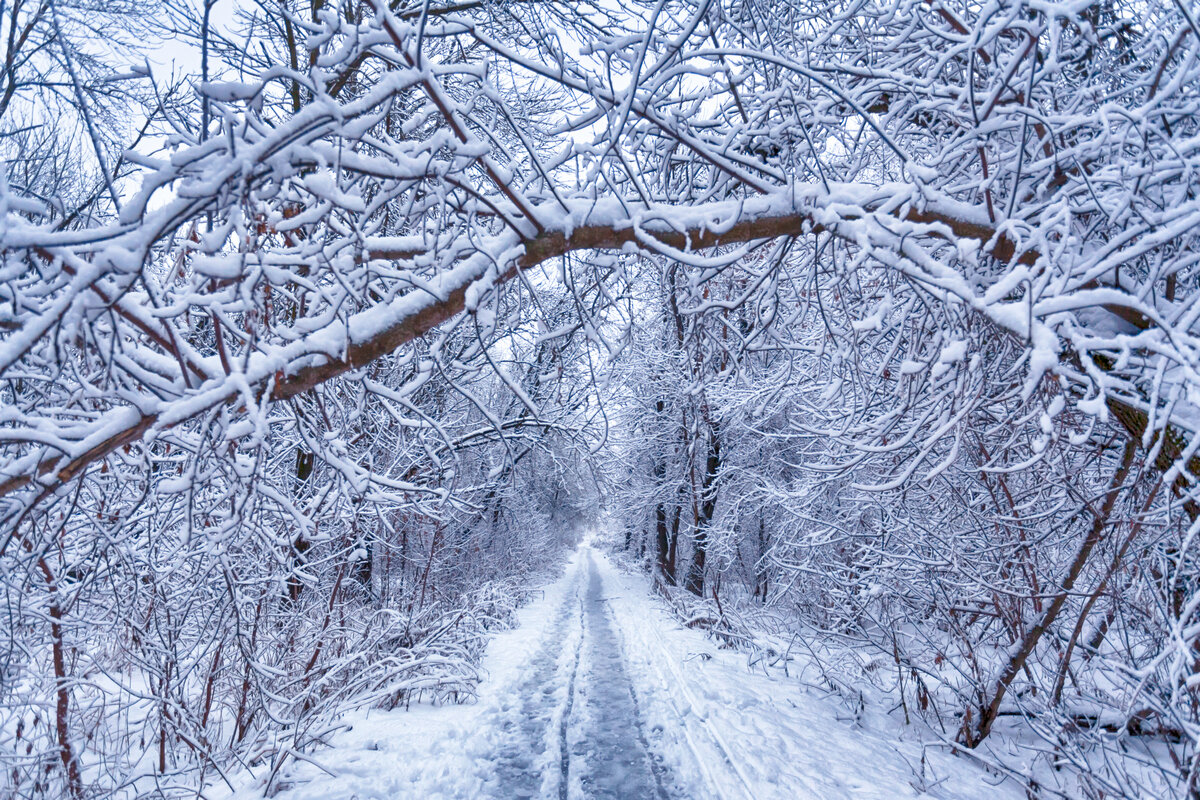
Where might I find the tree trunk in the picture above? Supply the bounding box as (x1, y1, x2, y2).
(668, 501, 681, 584)
(653, 398, 675, 584)
(655, 496, 673, 584)
(287, 448, 316, 602)
(685, 424, 721, 596)
(39, 557, 82, 798)
(756, 515, 769, 602)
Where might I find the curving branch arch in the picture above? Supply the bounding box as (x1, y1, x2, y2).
(2, 186, 1194, 518)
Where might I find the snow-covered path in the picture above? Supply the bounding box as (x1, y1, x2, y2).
(230, 547, 1026, 800)
(489, 548, 669, 799)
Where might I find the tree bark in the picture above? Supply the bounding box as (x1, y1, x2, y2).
(685, 423, 721, 596)
(655, 497, 674, 585)
(653, 399, 674, 584)
(38, 557, 82, 798)
(286, 448, 316, 602)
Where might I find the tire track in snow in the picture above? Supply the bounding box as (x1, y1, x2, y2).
(639, 625, 759, 800)
(568, 549, 671, 800)
(595, 553, 758, 800)
(557, 592, 584, 800)
(491, 561, 584, 799)
(490, 550, 676, 799)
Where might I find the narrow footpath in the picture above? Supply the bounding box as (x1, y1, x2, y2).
(491, 548, 670, 799)
(232, 546, 1027, 800)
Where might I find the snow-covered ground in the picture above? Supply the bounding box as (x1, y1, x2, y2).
(218, 546, 1027, 799)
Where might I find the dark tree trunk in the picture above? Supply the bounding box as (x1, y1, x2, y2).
(287, 448, 316, 602)
(755, 515, 769, 602)
(684, 530, 707, 596)
(652, 398, 676, 584)
(668, 501, 681, 584)
(352, 543, 372, 590)
(685, 424, 721, 596)
(40, 558, 82, 798)
(655, 486, 673, 584)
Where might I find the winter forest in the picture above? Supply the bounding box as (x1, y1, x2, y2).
(2, 0, 1200, 797)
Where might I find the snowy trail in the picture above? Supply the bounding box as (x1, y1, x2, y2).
(486, 560, 579, 798)
(227, 547, 1027, 800)
(568, 550, 671, 799)
(488, 547, 670, 799)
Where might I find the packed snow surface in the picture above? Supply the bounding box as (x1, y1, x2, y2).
(220, 547, 1026, 799)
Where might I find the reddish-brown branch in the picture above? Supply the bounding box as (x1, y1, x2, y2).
(963, 439, 1138, 747)
(1, 202, 1193, 522)
(38, 556, 83, 798)
(34, 247, 207, 386)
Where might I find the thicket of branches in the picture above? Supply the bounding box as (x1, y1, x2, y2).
(1, 0, 1199, 797)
